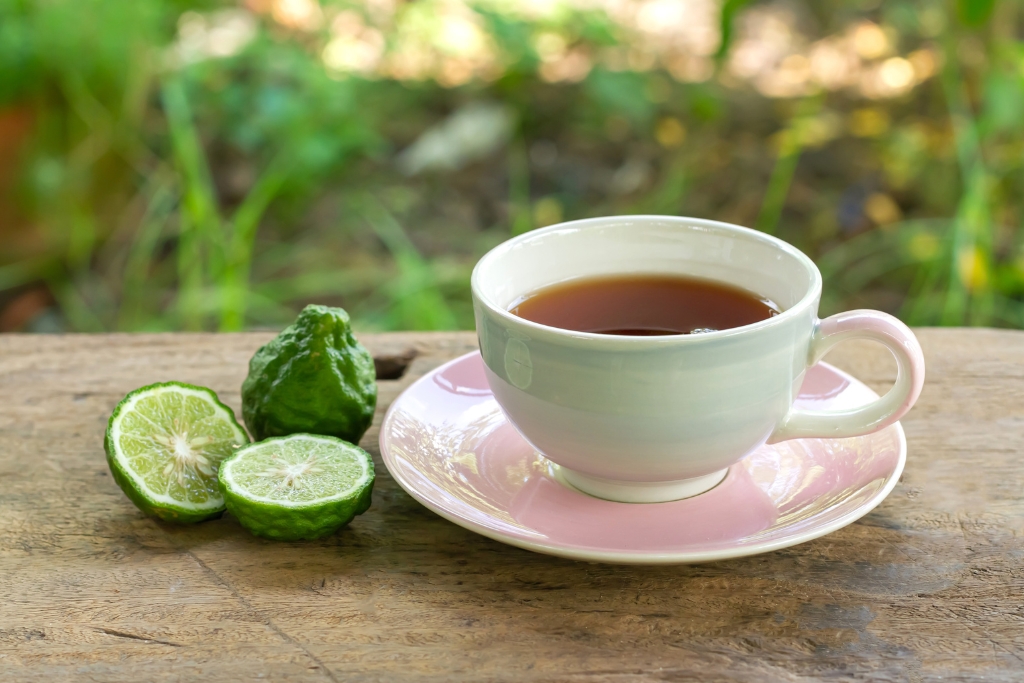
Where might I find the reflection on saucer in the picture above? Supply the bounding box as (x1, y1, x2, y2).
(432, 355, 493, 396)
(509, 467, 778, 550)
(381, 352, 905, 564)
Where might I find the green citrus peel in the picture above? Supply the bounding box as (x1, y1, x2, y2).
(218, 434, 374, 541)
(105, 382, 249, 523)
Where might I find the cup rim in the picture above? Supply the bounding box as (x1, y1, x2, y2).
(471, 215, 823, 346)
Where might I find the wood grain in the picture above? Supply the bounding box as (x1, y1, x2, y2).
(1, 329, 1022, 682)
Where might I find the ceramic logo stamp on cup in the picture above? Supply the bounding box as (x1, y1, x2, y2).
(470, 215, 925, 503)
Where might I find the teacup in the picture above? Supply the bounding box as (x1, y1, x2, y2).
(471, 215, 925, 503)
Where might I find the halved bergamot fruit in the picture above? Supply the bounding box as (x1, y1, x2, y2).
(218, 434, 374, 541)
(105, 382, 250, 523)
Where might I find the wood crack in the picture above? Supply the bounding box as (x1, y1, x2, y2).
(866, 523, 916, 564)
(954, 616, 1024, 667)
(94, 628, 180, 648)
(183, 549, 340, 683)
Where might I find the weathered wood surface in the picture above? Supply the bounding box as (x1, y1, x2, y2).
(1, 329, 1023, 682)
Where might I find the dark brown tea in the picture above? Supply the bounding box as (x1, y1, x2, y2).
(508, 274, 780, 336)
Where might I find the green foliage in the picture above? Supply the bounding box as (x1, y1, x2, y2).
(714, 0, 753, 63)
(956, 0, 996, 28)
(2, 0, 1024, 333)
(585, 69, 653, 125)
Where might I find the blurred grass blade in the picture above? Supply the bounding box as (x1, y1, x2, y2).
(0, 258, 54, 291)
(253, 268, 388, 302)
(818, 220, 946, 277)
(46, 269, 105, 332)
(714, 0, 753, 64)
(219, 156, 289, 331)
(947, 172, 993, 325)
(175, 212, 204, 330)
(993, 294, 1024, 328)
(754, 144, 799, 236)
(756, 98, 823, 235)
(508, 138, 532, 235)
(628, 155, 688, 215)
(59, 73, 114, 173)
(118, 180, 176, 330)
(938, 34, 993, 326)
(162, 78, 221, 330)
(355, 194, 457, 330)
(820, 220, 946, 317)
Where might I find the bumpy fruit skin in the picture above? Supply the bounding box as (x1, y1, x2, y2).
(242, 305, 377, 443)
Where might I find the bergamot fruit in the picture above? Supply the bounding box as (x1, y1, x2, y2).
(241, 304, 377, 443)
(105, 382, 249, 523)
(218, 434, 374, 540)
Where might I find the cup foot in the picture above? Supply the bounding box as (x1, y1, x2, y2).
(556, 467, 728, 503)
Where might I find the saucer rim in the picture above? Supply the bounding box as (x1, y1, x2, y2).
(379, 351, 907, 565)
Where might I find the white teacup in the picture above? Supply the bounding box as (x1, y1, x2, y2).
(471, 215, 925, 503)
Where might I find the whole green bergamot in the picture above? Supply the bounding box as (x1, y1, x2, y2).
(242, 305, 377, 443)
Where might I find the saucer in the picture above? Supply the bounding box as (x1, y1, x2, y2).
(379, 352, 906, 564)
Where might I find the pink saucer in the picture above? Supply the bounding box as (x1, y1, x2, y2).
(379, 352, 906, 564)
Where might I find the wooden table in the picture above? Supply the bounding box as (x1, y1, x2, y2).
(2, 330, 1022, 682)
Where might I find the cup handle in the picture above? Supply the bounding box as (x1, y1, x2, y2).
(768, 310, 925, 443)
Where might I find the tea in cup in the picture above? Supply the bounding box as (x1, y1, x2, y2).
(471, 215, 925, 503)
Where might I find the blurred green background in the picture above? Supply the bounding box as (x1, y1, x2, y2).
(0, 0, 1018, 333)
